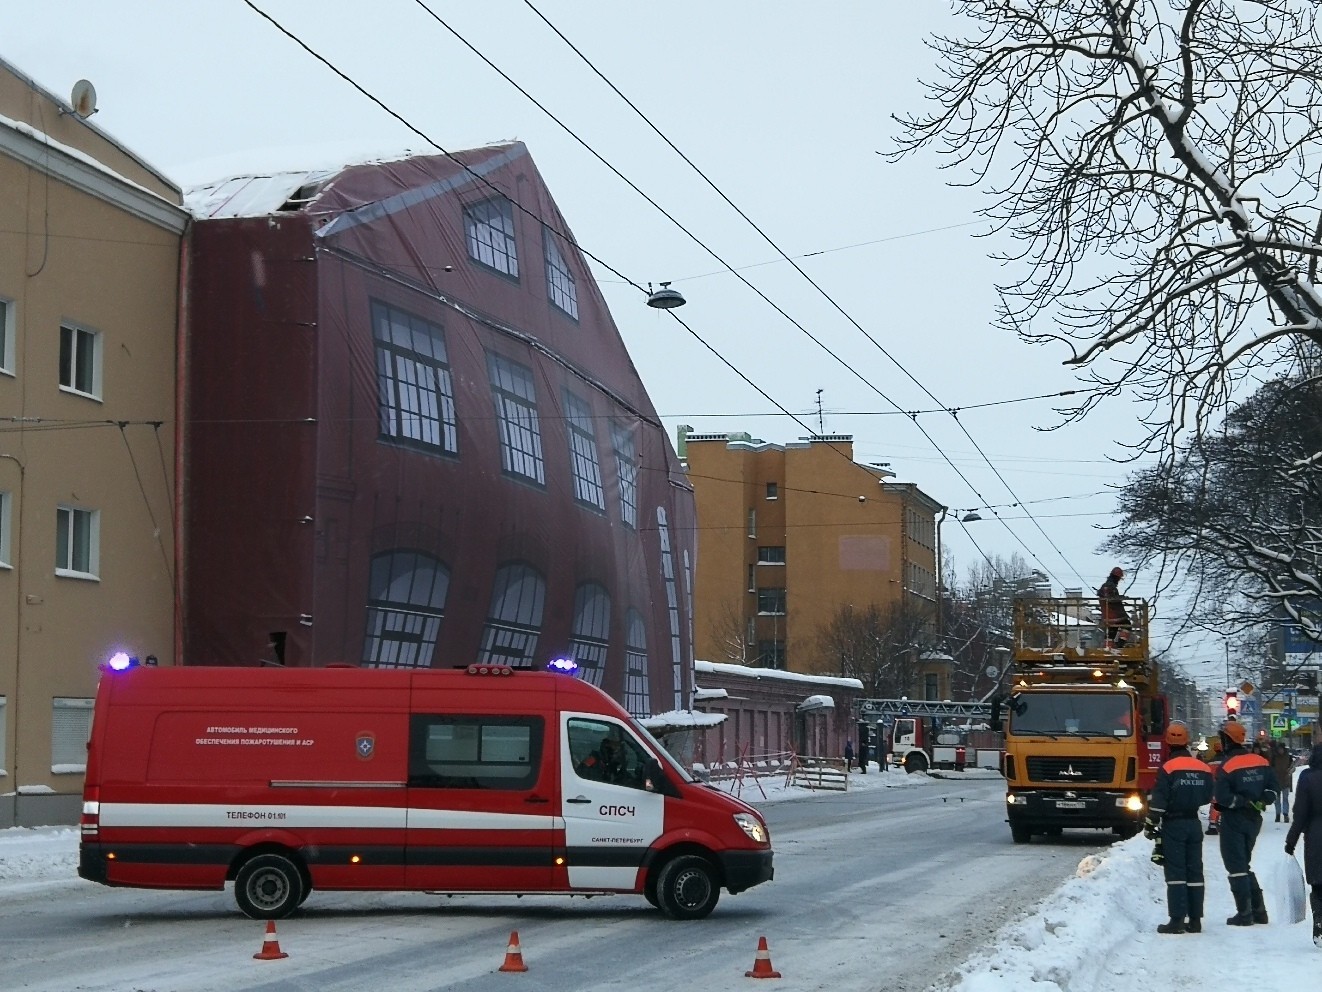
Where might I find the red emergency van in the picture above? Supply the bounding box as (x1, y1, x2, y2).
(78, 663, 773, 920)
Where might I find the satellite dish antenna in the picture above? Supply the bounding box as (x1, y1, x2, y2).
(69, 79, 98, 119)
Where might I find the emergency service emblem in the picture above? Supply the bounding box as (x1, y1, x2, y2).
(355, 732, 376, 761)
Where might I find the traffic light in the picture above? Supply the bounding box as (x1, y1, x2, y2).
(1224, 690, 1240, 715)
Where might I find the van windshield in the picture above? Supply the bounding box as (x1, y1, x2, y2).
(631, 721, 697, 783)
(1007, 691, 1134, 738)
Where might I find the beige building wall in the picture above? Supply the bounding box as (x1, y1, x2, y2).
(0, 59, 187, 826)
(686, 431, 943, 685)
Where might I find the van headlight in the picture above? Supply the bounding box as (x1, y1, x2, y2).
(733, 813, 768, 844)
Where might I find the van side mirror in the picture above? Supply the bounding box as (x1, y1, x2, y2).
(643, 757, 680, 797)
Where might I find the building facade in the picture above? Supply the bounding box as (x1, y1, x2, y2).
(181, 143, 696, 716)
(683, 430, 946, 692)
(0, 60, 187, 826)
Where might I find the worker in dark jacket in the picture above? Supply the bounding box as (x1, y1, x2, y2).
(1146, 722, 1215, 933)
(1285, 744, 1322, 946)
(1213, 719, 1278, 925)
(1097, 567, 1131, 648)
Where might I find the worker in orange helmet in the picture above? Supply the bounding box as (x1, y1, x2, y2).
(1097, 566, 1132, 649)
(1146, 722, 1215, 933)
(1213, 719, 1278, 925)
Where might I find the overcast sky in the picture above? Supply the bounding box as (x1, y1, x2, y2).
(4, 1, 1239, 680)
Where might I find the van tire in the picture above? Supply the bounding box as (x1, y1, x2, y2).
(904, 753, 928, 774)
(655, 855, 720, 920)
(235, 853, 305, 919)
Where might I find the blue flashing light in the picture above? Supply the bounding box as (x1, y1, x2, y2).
(546, 657, 579, 676)
(106, 652, 137, 672)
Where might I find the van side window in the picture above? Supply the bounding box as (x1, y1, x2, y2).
(409, 715, 542, 790)
(567, 717, 649, 791)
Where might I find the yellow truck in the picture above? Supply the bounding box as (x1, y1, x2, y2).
(993, 595, 1169, 844)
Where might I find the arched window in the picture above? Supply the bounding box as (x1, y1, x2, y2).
(477, 562, 545, 667)
(570, 583, 611, 687)
(623, 608, 650, 718)
(362, 550, 449, 668)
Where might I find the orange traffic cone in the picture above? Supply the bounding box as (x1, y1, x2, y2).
(253, 920, 289, 960)
(498, 930, 528, 973)
(744, 936, 781, 979)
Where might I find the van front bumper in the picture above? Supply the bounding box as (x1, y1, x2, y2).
(721, 849, 774, 894)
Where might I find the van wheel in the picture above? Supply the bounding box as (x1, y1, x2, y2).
(904, 753, 928, 774)
(235, 853, 305, 919)
(655, 855, 720, 920)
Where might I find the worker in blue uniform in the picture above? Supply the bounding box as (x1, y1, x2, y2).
(1213, 719, 1278, 925)
(1146, 721, 1214, 933)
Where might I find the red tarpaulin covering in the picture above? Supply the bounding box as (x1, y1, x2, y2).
(182, 143, 695, 717)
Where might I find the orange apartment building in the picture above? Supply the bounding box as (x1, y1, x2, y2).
(683, 430, 949, 694)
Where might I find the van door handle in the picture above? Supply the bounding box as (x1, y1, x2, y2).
(566, 796, 593, 804)
(525, 795, 550, 804)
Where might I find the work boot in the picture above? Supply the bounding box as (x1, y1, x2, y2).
(1227, 893, 1254, 927)
(1252, 906, 1269, 925)
(1156, 919, 1187, 934)
(1251, 885, 1269, 925)
(1276, 814, 1282, 823)
(1314, 918, 1322, 947)
(1186, 918, 1201, 933)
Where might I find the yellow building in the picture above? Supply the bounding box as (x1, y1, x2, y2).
(682, 430, 947, 694)
(0, 60, 187, 826)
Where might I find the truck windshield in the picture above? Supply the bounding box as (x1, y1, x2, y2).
(1007, 691, 1134, 738)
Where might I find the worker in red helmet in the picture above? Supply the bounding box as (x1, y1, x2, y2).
(1097, 567, 1132, 649)
(1146, 721, 1215, 933)
(1213, 718, 1278, 925)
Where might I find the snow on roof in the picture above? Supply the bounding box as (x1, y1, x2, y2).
(693, 686, 729, 701)
(639, 709, 726, 730)
(695, 659, 863, 690)
(184, 169, 339, 219)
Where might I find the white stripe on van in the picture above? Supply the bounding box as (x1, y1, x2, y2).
(97, 803, 562, 832)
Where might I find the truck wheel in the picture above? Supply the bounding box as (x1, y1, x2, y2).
(1010, 823, 1033, 844)
(904, 753, 928, 774)
(655, 855, 720, 920)
(235, 853, 305, 920)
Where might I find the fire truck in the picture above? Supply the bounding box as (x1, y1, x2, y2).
(857, 698, 997, 773)
(993, 595, 1168, 843)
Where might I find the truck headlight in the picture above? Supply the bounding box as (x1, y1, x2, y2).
(1120, 794, 1145, 812)
(733, 812, 768, 844)
(1006, 793, 1027, 806)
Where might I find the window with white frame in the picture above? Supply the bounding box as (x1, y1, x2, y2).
(362, 549, 450, 668)
(51, 697, 94, 771)
(56, 505, 99, 578)
(610, 422, 638, 528)
(465, 197, 519, 278)
(624, 608, 650, 718)
(570, 582, 611, 687)
(0, 490, 11, 567)
(0, 296, 14, 375)
(563, 390, 605, 510)
(59, 323, 101, 398)
(372, 301, 458, 455)
(543, 229, 579, 319)
(0, 695, 7, 776)
(477, 562, 546, 668)
(487, 352, 544, 484)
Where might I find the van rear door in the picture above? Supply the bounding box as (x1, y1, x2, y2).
(561, 713, 664, 890)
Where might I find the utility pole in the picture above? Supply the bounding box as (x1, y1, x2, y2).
(815, 388, 824, 434)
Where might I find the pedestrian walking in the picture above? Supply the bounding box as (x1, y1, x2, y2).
(1270, 739, 1294, 823)
(844, 739, 855, 771)
(1146, 721, 1215, 933)
(1284, 744, 1322, 947)
(1213, 719, 1278, 925)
